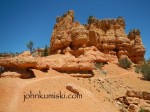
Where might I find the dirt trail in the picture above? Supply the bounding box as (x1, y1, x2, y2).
(0, 63, 150, 112)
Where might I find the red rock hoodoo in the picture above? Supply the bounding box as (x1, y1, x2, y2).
(49, 10, 145, 63)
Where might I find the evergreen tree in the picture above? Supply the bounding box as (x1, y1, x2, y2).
(43, 45, 48, 56)
(27, 41, 34, 53)
(87, 15, 94, 24)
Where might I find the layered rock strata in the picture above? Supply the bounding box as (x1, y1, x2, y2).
(49, 10, 145, 63)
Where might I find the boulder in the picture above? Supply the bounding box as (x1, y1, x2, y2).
(143, 92, 150, 100)
(66, 83, 79, 94)
(126, 90, 143, 99)
(128, 104, 139, 112)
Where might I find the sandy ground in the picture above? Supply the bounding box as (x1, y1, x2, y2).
(0, 63, 150, 112)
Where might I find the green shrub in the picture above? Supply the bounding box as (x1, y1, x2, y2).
(135, 66, 141, 73)
(139, 108, 145, 112)
(94, 62, 104, 69)
(134, 59, 150, 81)
(140, 61, 150, 81)
(100, 70, 107, 75)
(0, 66, 5, 74)
(119, 56, 132, 69)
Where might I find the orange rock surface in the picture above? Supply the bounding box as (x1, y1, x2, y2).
(49, 10, 145, 63)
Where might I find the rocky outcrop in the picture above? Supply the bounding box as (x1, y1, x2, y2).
(1, 72, 22, 78)
(0, 56, 38, 70)
(116, 90, 150, 112)
(17, 51, 31, 57)
(49, 10, 145, 63)
(127, 29, 145, 63)
(50, 10, 74, 54)
(0, 47, 117, 73)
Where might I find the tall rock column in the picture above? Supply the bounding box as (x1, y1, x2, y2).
(49, 10, 74, 54)
(128, 29, 145, 63)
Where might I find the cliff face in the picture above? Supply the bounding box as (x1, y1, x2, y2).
(49, 10, 145, 63)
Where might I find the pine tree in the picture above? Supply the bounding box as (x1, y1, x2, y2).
(27, 41, 34, 53)
(43, 45, 48, 56)
(87, 16, 94, 24)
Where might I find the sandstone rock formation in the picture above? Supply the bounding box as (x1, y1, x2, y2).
(0, 10, 146, 77)
(49, 10, 145, 63)
(17, 51, 31, 57)
(116, 90, 150, 112)
(1, 72, 22, 78)
(0, 47, 117, 75)
(127, 29, 145, 63)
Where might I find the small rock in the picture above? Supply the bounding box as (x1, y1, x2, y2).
(116, 101, 122, 105)
(126, 90, 143, 99)
(117, 97, 124, 103)
(66, 83, 79, 94)
(125, 97, 140, 105)
(128, 104, 139, 112)
(143, 92, 150, 101)
(69, 74, 93, 78)
(146, 100, 150, 104)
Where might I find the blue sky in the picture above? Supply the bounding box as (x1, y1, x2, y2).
(0, 0, 149, 59)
